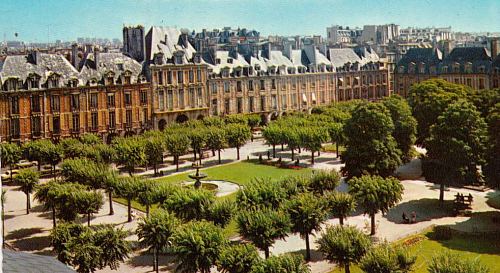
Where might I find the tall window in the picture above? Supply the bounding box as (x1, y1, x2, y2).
(189, 88, 195, 107)
(10, 119, 20, 138)
(260, 80, 265, 90)
(271, 95, 277, 110)
(158, 71, 163, 85)
(237, 81, 242, 92)
(167, 71, 173, 84)
(177, 71, 184, 84)
(196, 69, 202, 82)
(248, 80, 254, 91)
(272, 79, 276, 89)
(91, 112, 98, 130)
(51, 95, 60, 112)
(107, 93, 115, 107)
(167, 90, 173, 109)
(158, 91, 165, 110)
(53, 117, 60, 134)
(224, 99, 230, 114)
(31, 116, 42, 137)
(282, 94, 287, 109)
(260, 96, 266, 111)
(10, 96, 19, 114)
(197, 88, 203, 106)
(31, 95, 41, 112)
(90, 93, 98, 108)
(142, 108, 148, 124)
(72, 113, 80, 132)
(126, 110, 132, 127)
(189, 70, 194, 83)
(249, 97, 254, 112)
(71, 94, 80, 111)
(108, 112, 116, 129)
(212, 99, 218, 115)
(124, 92, 132, 106)
(178, 89, 184, 108)
(140, 91, 148, 105)
(211, 82, 218, 94)
(237, 97, 243, 113)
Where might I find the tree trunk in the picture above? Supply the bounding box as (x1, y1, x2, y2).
(10, 165, 13, 181)
(199, 149, 202, 165)
(291, 149, 295, 161)
(339, 216, 344, 225)
(336, 142, 339, 158)
(127, 199, 132, 222)
(52, 206, 56, 228)
(305, 234, 311, 261)
(26, 193, 30, 214)
(155, 248, 159, 273)
(439, 183, 445, 204)
(272, 145, 276, 158)
(176, 156, 179, 172)
(345, 262, 351, 273)
(281, 143, 284, 151)
(218, 150, 221, 164)
(153, 247, 158, 273)
(37, 161, 41, 171)
(109, 191, 114, 215)
(236, 146, 240, 160)
(153, 163, 157, 176)
(2, 200, 5, 248)
(264, 247, 270, 259)
(298, 146, 301, 153)
(146, 205, 150, 217)
(212, 149, 215, 156)
(311, 151, 315, 164)
(87, 213, 91, 227)
(193, 150, 197, 162)
(370, 213, 376, 235)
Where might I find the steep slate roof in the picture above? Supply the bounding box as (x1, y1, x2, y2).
(304, 46, 331, 66)
(3, 250, 75, 273)
(328, 48, 362, 68)
(79, 52, 143, 84)
(0, 53, 79, 85)
(443, 47, 491, 63)
(265, 51, 295, 68)
(397, 48, 443, 67)
(355, 47, 380, 65)
(204, 50, 250, 74)
(145, 26, 196, 62)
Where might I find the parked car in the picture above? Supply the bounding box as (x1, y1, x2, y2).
(15, 160, 37, 169)
(1, 169, 19, 182)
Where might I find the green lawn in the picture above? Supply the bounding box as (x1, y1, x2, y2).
(330, 230, 500, 273)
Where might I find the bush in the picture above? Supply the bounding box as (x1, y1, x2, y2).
(432, 226, 453, 241)
(428, 251, 489, 273)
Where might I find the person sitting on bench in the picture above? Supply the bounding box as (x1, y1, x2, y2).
(402, 212, 410, 223)
(411, 211, 417, 223)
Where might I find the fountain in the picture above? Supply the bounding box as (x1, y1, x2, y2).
(188, 163, 207, 189)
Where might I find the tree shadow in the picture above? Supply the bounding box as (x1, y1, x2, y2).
(32, 249, 56, 256)
(10, 235, 51, 252)
(444, 211, 500, 233)
(385, 198, 455, 224)
(485, 190, 500, 210)
(288, 248, 324, 262)
(127, 251, 176, 272)
(425, 228, 500, 255)
(5, 227, 45, 241)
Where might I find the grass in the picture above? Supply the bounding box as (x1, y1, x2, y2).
(329, 229, 500, 273)
(486, 192, 500, 210)
(321, 143, 345, 154)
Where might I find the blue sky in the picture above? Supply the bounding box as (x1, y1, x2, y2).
(0, 0, 498, 42)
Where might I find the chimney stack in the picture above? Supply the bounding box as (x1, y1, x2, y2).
(71, 43, 79, 68)
(491, 38, 499, 59)
(94, 47, 100, 67)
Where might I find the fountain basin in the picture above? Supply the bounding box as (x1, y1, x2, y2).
(182, 180, 241, 197)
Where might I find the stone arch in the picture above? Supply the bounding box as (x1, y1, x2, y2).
(158, 119, 167, 131)
(176, 114, 189, 124)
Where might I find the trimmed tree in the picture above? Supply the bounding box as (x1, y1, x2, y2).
(163, 188, 215, 222)
(76, 190, 104, 226)
(137, 209, 180, 273)
(171, 221, 228, 273)
(237, 208, 291, 258)
(208, 199, 236, 228)
(206, 126, 227, 164)
(285, 192, 327, 261)
(112, 136, 147, 176)
(308, 170, 341, 195)
(359, 241, 416, 273)
(165, 133, 191, 172)
(325, 192, 356, 225)
(299, 127, 328, 164)
(484, 103, 500, 188)
(317, 225, 371, 273)
(217, 243, 261, 273)
(225, 123, 251, 160)
(263, 125, 282, 158)
(115, 176, 141, 222)
(144, 135, 165, 176)
(0, 142, 22, 181)
(251, 253, 311, 273)
(428, 251, 489, 273)
(14, 168, 39, 214)
(349, 175, 403, 235)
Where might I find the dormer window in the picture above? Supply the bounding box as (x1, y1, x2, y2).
(4, 79, 18, 91)
(29, 77, 40, 89)
(89, 79, 98, 87)
(48, 75, 59, 88)
(227, 58, 233, 64)
(175, 55, 183, 64)
(255, 64, 261, 71)
(194, 55, 201, 64)
(478, 66, 486, 73)
(216, 58, 221, 64)
(222, 68, 230, 78)
(154, 53, 164, 65)
(441, 66, 448, 73)
(106, 75, 114, 85)
(68, 79, 78, 88)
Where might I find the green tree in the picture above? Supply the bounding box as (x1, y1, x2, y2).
(172, 221, 228, 273)
(484, 103, 500, 188)
(236, 178, 287, 210)
(136, 179, 158, 216)
(112, 136, 147, 176)
(341, 102, 402, 179)
(165, 133, 191, 172)
(263, 125, 283, 158)
(0, 142, 22, 181)
(93, 225, 131, 271)
(79, 133, 102, 145)
(137, 209, 180, 273)
(382, 95, 417, 162)
(428, 251, 489, 273)
(328, 122, 345, 159)
(35, 181, 60, 227)
(283, 128, 301, 160)
(237, 208, 291, 258)
(58, 138, 86, 159)
(208, 199, 236, 228)
(308, 170, 341, 195)
(23, 139, 53, 171)
(359, 241, 416, 273)
(51, 222, 91, 265)
(188, 127, 208, 163)
(349, 175, 403, 235)
(285, 192, 327, 261)
(251, 253, 311, 273)
(317, 225, 371, 273)
(76, 190, 104, 226)
(115, 176, 141, 222)
(425, 100, 488, 202)
(163, 188, 215, 221)
(144, 135, 165, 176)
(247, 114, 261, 141)
(299, 127, 328, 164)
(14, 168, 39, 214)
(467, 88, 500, 118)
(217, 244, 261, 273)
(325, 192, 356, 225)
(206, 126, 227, 164)
(408, 79, 468, 145)
(225, 123, 251, 160)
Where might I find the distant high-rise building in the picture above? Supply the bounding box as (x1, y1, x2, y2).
(123, 25, 145, 62)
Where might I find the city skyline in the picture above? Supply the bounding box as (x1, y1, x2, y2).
(0, 0, 499, 43)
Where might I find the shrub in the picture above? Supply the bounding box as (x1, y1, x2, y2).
(432, 226, 453, 241)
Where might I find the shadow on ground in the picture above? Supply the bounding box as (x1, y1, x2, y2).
(5, 227, 45, 241)
(288, 249, 324, 262)
(444, 211, 500, 233)
(9, 235, 51, 252)
(486, 190, 500, 210)
(425, 226, 500, 255)
(127, 251, 176, 272)
(385, 198, 454, 224)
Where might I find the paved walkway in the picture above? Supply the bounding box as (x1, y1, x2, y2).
(2, 141, 499, 273)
